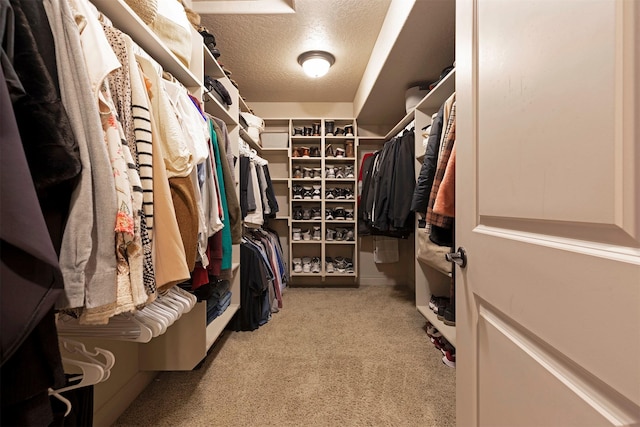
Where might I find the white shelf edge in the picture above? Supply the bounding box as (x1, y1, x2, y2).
(204, 91, 236, 125)
(239, 128, 262, 150)
(384, 110, 415, 141)
(417, 305, 456, 346)
(415, 69, 456, 114)
(382, 69, 456, 141)
(239, 97, 251, 113)
(205, 303, 240, 350)
(202, 46, 225, 79)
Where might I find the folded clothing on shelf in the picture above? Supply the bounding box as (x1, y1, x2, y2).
(240, 112, 265, 141)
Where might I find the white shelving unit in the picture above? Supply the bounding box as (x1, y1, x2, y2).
(79, 2, 247, 423)
(412, 69, 456, 346)
(288, 119, 358, 280)
(261, 119, 359, 281)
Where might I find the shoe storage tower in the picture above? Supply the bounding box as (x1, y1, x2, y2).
(253, 120, 359, 282)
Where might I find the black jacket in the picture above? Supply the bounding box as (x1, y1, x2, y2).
(411, 104, 445, 214)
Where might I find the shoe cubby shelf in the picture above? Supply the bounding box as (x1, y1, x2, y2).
(258, 118, 360, 282)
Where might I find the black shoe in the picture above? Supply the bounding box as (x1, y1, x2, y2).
(443, 305, 456, 326)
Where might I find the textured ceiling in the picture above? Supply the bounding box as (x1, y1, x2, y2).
(197, 0, 392, 103)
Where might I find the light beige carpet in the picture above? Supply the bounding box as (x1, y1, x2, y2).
(113, 285, 455, 426)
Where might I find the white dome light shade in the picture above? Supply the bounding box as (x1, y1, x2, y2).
(298, 51, 335, 78)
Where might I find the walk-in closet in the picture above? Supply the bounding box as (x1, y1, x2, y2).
(2, 0, 639, 425)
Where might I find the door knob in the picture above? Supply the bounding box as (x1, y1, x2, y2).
(445, 246, 467, 268)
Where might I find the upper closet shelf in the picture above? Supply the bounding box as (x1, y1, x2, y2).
(415, 69, 456, 115)
(91, 0, 200, 89)
(383, 69, 456, 141)
(203, 47, 225, 79)
(204, 91, 236, 125)
(240, 128, 261, 151)
(239, 97, 251, 113)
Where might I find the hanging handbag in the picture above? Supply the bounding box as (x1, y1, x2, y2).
(416, 226, 452, 275)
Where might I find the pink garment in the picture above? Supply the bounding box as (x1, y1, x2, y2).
(433, 144, 456, 217)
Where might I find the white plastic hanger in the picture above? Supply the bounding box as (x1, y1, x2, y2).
(48, 389, 72, 417)
(59, 338, 116, 381)
(56, 313, 154, 343)
(50, 358, 105, 395)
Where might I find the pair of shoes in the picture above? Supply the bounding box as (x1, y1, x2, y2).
(293, 127, 303, 136)
(345, 258, 354, 274)
(443, 304, 455, 326)
(441, 341, 456, 368)
(311, 257, 321, 273)
(325, 188, 336, 199)
(326, 228, 336, 241)
(334, 166, 345, 179)
(332, 207, 345, 220)
(334, 147, 346, 158)
(328, 187, 354, 200)
(312, 226, 321, 240)
(334, 127, 344, 136)
(292, 257, 303, 273)
(292, 205, 304, 220)
(333, 228, 354, 241)
(302, 257, 312, 273)
(325, 165, 335, 178)
(292, 228, 302, 241)
(334, 256, 347, 273)
(325, 144, 335, 157)
(424, 321, 442, 339)
(344, 165, 354, 178)
(310, 146, 320, 157)
(300, 186, 320, 199)
(300, 167, 322, 179)
(311, 208, 321, 220)
(325, 208, 334, 220)
(325, 257, 335, 273)
(325, 120, 335, 136)
(344, 124, 354, 137)
(429, 296, 449, 313)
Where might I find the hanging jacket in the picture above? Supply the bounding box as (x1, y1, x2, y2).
(411, 103, 445, 214)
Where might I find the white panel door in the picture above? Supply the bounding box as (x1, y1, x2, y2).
(456, 0, 640, 425)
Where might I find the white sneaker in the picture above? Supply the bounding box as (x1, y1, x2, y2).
(302, 229, 311, 241)
(302, 257, 312, 273)
(292, 257, 303, 273)
(325, 165, 335, 178)
(312, 185, 321, 200)
(292, 228, 301, 241)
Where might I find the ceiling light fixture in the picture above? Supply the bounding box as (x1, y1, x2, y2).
(297, 51, 335, 78)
